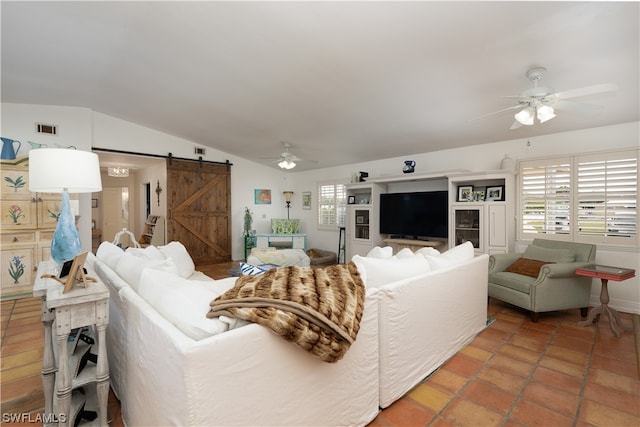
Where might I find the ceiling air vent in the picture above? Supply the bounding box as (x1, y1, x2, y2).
(35, 123, 57, 135)
(195, 147, 206, 155)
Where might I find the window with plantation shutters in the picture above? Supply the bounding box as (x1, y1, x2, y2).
(520, 158, 572, 237)
(577, 152, 637, 243)
(519, 149, 639, 247)
(318, 181, 347, 228)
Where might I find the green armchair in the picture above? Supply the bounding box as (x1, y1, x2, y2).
(488, 238, 597, 322)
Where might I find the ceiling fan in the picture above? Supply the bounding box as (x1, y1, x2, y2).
(470, 66, 618, 130)
(262, 142, 316, 170)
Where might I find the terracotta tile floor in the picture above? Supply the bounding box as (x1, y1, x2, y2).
(2, 263, 639, 426)
(369, 299, 640, 427)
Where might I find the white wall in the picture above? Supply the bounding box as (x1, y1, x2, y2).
(3, 103, 638, 313)
(91, 111, 292, 257)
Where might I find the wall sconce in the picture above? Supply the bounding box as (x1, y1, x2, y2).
(155, 180, 163, 206)
(283, 191, 293, 219)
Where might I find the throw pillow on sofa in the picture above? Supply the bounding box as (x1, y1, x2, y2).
(158, 241, 196, 278)
(115, 254, 179, 292)
(96, 241, 125, 270)
(126, 245, 165, 261)
(352, 254, 430, 288)
(365, 246, 394, 259)
(423, 241, 474, 270)
(505, 258, 554, 278)
(138, 268, 231, 340)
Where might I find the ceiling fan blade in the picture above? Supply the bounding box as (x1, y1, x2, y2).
(549, 100, 604, 115)
(509, 120, 524, 130)
(467, 104, 524, 122)
(554, 83, 618, 100)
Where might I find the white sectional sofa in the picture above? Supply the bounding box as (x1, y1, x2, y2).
(89, 242, 379, 427)
(352, 242, 489, 408)
(91, 240, 488, 426)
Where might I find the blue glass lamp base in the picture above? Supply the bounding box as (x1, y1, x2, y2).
(51, 191, 82, 265)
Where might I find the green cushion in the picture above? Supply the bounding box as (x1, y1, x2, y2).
(524, 244, 575, 263)
(489, 272, 535, 294)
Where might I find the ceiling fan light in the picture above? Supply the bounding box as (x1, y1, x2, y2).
(278, 159, 296, 169)
(537, 105, 556, 123)
(514, 107, 534, 125)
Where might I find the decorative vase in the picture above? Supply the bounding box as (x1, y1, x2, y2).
(51, 192, 82, 265)
(500, 154, 516, 171)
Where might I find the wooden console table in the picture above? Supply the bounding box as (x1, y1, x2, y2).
(33, 261, 110, 426)
(576, 264, 635, 337)
(383, 238, 442, 253)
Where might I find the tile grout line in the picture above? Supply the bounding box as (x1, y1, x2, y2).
(497, 316, 542, 427)
(1, 300, 17, 348)
(572, 324, 598, 427)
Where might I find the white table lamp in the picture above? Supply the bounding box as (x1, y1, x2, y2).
(29, 148, 102, 265)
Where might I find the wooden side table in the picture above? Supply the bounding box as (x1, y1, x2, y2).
(33, 261, 110, 426)
(576, 264, 635, 337)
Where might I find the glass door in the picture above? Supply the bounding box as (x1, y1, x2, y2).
(453, 206, 483, 251)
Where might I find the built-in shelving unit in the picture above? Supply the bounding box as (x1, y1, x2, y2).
(343, 169, 516, 259)
(345, 182, 385, 259)
(140, 215, 165, 247)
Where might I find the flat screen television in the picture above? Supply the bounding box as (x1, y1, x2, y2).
(379, 191, 448, 239)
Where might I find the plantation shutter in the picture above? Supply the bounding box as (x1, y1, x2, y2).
(577, 151, 638, 244)
(318, 182, 346, 228)
(520, 158, 572, 237)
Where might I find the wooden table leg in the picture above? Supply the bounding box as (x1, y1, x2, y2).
(577, 278, 632, 337)
(54, 331, 72, 427)
(40, 301, 56, 427)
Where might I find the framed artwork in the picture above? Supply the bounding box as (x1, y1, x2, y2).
(302, 191, 312, 210)
(457, 185, 473, 202)
(348, 195, 356, 204)
(91, 198, 98, 208)
(254, 189, 272, 204)
(486, 185, 505, 201)
(40, 251, 96, 293)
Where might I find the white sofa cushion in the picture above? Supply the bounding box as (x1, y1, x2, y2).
(115, 254, 179, 293)
(126, 245, 165, 261)
(365, 246, 394, 259)
(394, 248, 416, 259)
(96, 241, 125, 270)
(159, 241, 196, 278)
(415, 247, 440, 257)
(352, 254, 431, 288)
(423, 241, 475, 270)
(138, 268, 231, 340)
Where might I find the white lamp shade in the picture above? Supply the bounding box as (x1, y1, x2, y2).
(537, 105, 556, 123)
(514, 107, 534, 125)
(29, 148, 102, 193)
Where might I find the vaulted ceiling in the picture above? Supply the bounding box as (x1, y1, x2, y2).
(2, 1, 638, 171)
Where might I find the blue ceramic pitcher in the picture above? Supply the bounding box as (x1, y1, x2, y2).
(1, 138, 22, 160)
(403, 160, 416, 174)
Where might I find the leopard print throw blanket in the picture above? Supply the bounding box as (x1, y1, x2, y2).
(207, 262, 365, 363)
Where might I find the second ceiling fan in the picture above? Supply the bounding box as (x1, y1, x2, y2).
(471, 66, 618, 130)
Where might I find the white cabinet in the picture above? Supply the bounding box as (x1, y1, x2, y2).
(448, 172, 515, 255)
(254, 233, 306, 251)
(488, 204, 507, 252)
(452, 205, 484, 252)
(1, 159, 66, 298)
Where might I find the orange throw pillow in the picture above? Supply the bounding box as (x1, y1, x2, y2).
(505, 258, 554, 278)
